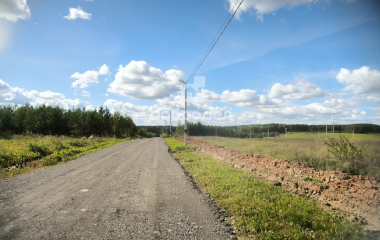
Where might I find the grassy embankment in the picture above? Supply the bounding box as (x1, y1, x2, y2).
(195, 136, 380, 179)
(0, 135, 131, 179)
(165, 138, 374, 239)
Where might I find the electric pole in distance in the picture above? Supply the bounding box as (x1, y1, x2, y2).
(179, 79, 187, 145)
(332, 117, 335, 139)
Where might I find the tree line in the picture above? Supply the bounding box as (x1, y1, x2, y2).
(0, 104, 137, 137)
(173, 122, 380, 138)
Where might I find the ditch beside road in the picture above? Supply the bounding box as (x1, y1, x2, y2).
(0, 138, 233, 239)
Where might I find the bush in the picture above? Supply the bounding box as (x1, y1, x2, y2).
(161, 133, 170, 138)
(325, 136, 368, 175)
(28, 143, 51, 157)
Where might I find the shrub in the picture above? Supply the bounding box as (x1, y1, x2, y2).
(28, 143, 51, 157)
(161, 133, 170, 138)
(325, 136, 368, 175)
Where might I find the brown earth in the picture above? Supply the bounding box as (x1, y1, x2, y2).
(179, 137, 380, 231)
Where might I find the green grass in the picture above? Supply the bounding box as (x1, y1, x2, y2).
(280, 132, 380, 140)
(165, 138, 373, 239)
(0, 135, 131, 179)
(165, 138, 195, 152)
(280, 132, 313, 139)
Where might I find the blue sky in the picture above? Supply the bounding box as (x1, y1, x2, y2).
(1, 0, 380, 126)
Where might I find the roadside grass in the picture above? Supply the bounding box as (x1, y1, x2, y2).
(195, 136, 380, 179)
(280, 132, 312, 139)
(0, 135, 131, 180)
(165, 138, 195, 152)
(165, 138, 373, 239)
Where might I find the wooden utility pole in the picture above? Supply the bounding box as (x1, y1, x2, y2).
(179, 80, 187, 145)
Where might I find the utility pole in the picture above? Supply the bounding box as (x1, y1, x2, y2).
(179, 80, 187, 145)
(285, 128, 288, 138)
(332, 117, 335, 139)
(170, 111, 172, 138)
(164, 120, 167, 135)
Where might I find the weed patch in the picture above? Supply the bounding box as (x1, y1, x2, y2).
(0, 136, 131, 179)
(325, 136, 368, 175)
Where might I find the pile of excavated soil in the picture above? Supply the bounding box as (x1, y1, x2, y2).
(177, 137, 380, 231)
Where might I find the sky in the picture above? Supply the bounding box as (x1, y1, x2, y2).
(0, 0, 380, 126)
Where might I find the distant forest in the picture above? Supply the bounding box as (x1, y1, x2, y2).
(2, 104, 379, 139)
(0, 105, 137, 137)
(139, 121, 380, 138)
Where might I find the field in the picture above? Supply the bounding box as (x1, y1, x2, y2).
(280, 132, 380, 139)
(165, 138, 375, 239)
(0, 135, 131, 179)
(193, 136, 380, 179)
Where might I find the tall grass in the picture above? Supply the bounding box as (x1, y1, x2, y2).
(0, 135, 130, 179)
(195, 136, 380, 179)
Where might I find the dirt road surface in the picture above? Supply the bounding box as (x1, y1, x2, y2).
(0, 138, 233, 239)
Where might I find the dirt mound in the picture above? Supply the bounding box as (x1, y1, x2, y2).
(177, 137, 380, 231)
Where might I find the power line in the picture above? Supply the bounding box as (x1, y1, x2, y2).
(185, 0, 244, 83)
(188, 0, 240, 82)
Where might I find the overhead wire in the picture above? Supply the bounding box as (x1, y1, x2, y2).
(185, 0, 244, 83)
(187, 0, 240, 82)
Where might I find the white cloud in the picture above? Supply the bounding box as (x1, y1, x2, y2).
(0, 79, 84, 109)
(228, 0, 355, 20)
(71, 71, 99, 88)
(336, 66, 380, 106)
(85, 105, 95, 111)
(63, 7, 92, 20)
(336, 66, 380, 95)
(82, 90, 91, 97)
(107, 61, 184, 100)
(228, 0, 315, 20)
(0, 0, 31, 22)
(268, 78, 329, 100)
(99, 64, 111, 75)
(195, 88, 288, 108)
(103, 98, 232, 125)
(70, 64, 109, 88)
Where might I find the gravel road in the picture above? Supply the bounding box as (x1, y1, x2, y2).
(0, 138, 234, 239)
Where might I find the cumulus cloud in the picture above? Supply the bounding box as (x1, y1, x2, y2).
(195, 88, 288, 108)
(0, 0, 31, 22)
(336, 66, 380, 106)
(70, 64, 109, 88)
(63, 7, 92, 20)
(99, 64, 111, 75)
(107, 61, 184, 100)
(268, 78, 329, 100)
(0, 79, 84, 109)
(336, 66, 380, 95)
